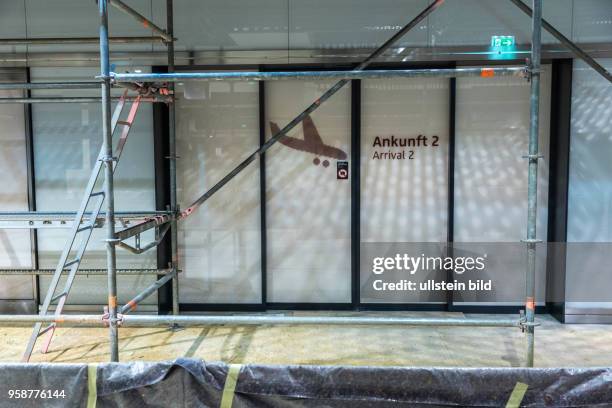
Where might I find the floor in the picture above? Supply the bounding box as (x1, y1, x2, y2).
(1, 312, 611, 367)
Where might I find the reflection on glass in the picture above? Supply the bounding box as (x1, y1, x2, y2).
(0, 69, 34, 300)
(360, 78, 449, 303)
(176, 80, 261, 303)
(265, 80, 351, 303)
(566, 59, 612, 307)
(453, 65, 551, 305)
(31, 67, 157, 306)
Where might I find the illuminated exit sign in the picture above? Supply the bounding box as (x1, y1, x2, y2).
(491, 35, 515, 47)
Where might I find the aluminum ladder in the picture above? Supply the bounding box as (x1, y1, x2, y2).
(22, 90, 142, 362)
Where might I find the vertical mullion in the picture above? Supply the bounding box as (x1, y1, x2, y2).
(152, 66, 172, 313)
(446, 76, 456, 311)
(259, 79, 268, 306)
(24, 67, 40, 309)
(546, 59, 573, 322)
(351, 79, 361, 308)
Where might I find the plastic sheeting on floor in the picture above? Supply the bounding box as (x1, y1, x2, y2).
(0, 358, 612, 407)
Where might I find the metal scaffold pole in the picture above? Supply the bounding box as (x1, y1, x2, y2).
(0, 36, 167, 45)
(524, 0, 542, 368)
(111, 67, 526, 82)
(166, 0, 180, 321)
(99, 0, 120, 362)
(0, 314, 520, 327)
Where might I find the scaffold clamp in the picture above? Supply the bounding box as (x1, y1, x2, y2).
(522, 154, 544, 160)
(521, 238, 543, 244)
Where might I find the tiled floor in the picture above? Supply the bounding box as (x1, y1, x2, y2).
(1, 312, 611, 367)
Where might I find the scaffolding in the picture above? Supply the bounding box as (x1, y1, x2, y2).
(0, 0, 609, 366)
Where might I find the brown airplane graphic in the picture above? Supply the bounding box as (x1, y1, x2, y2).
(270, 115, 348, 167)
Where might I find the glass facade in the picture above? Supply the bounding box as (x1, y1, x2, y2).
(0, 60, 604, 310)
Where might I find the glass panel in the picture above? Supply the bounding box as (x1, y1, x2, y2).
(265, 80, 351, 303)
(429, 0, 573, 47)
(176, 79, 261, 303)
(289, 0, 428, 51)
(31, 67, 157, 307)
(172, 0, 287, 52)
(453, 64, 551, 305)
(360, 77, 449, 303)
(566, 58, 612, 308)
(572, 0, 612, 43)
(0, 68, 34, 300)
(22, 0, 157, 54)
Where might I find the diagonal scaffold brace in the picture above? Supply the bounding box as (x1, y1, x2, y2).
(113, 0, 446, 242)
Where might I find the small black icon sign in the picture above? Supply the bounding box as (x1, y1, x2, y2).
(337, 161, 349, 180)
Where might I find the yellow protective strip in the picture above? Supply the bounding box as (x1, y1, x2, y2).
(220, 364, 242, 408)
(505, 382, 528, 408)
(87, 363, 98, 408)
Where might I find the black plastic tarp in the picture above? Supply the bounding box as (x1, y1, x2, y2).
(1, 358, 611, 407)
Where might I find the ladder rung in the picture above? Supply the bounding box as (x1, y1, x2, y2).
(63, 258, 80, 268)
(50, 292, 66, 303)
(90, 191, 105, 197)
(117, 120, 132, 127)
(77, 223, 94, 233)
(38, 323, 56, 337)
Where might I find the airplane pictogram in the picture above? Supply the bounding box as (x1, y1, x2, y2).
(270, 115, 348, 167)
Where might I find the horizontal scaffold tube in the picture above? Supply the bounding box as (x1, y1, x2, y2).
(0, 82, 100, 90)
(0, 96, 171, 104)
(0, 268, 174, 276)
(111, 67, 527, 83)
(0, 36, 167, 45)
(0, 210, 172, 229)
(0, 210, 169, 221)
(0, 314, 520, 327)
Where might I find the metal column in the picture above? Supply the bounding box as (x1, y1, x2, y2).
(99, 0, 119, 362)
(524, 0, 542, 368)
(166, 0, 180, 320)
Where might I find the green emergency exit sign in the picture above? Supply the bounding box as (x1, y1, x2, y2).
(491, 35, 515, 48)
